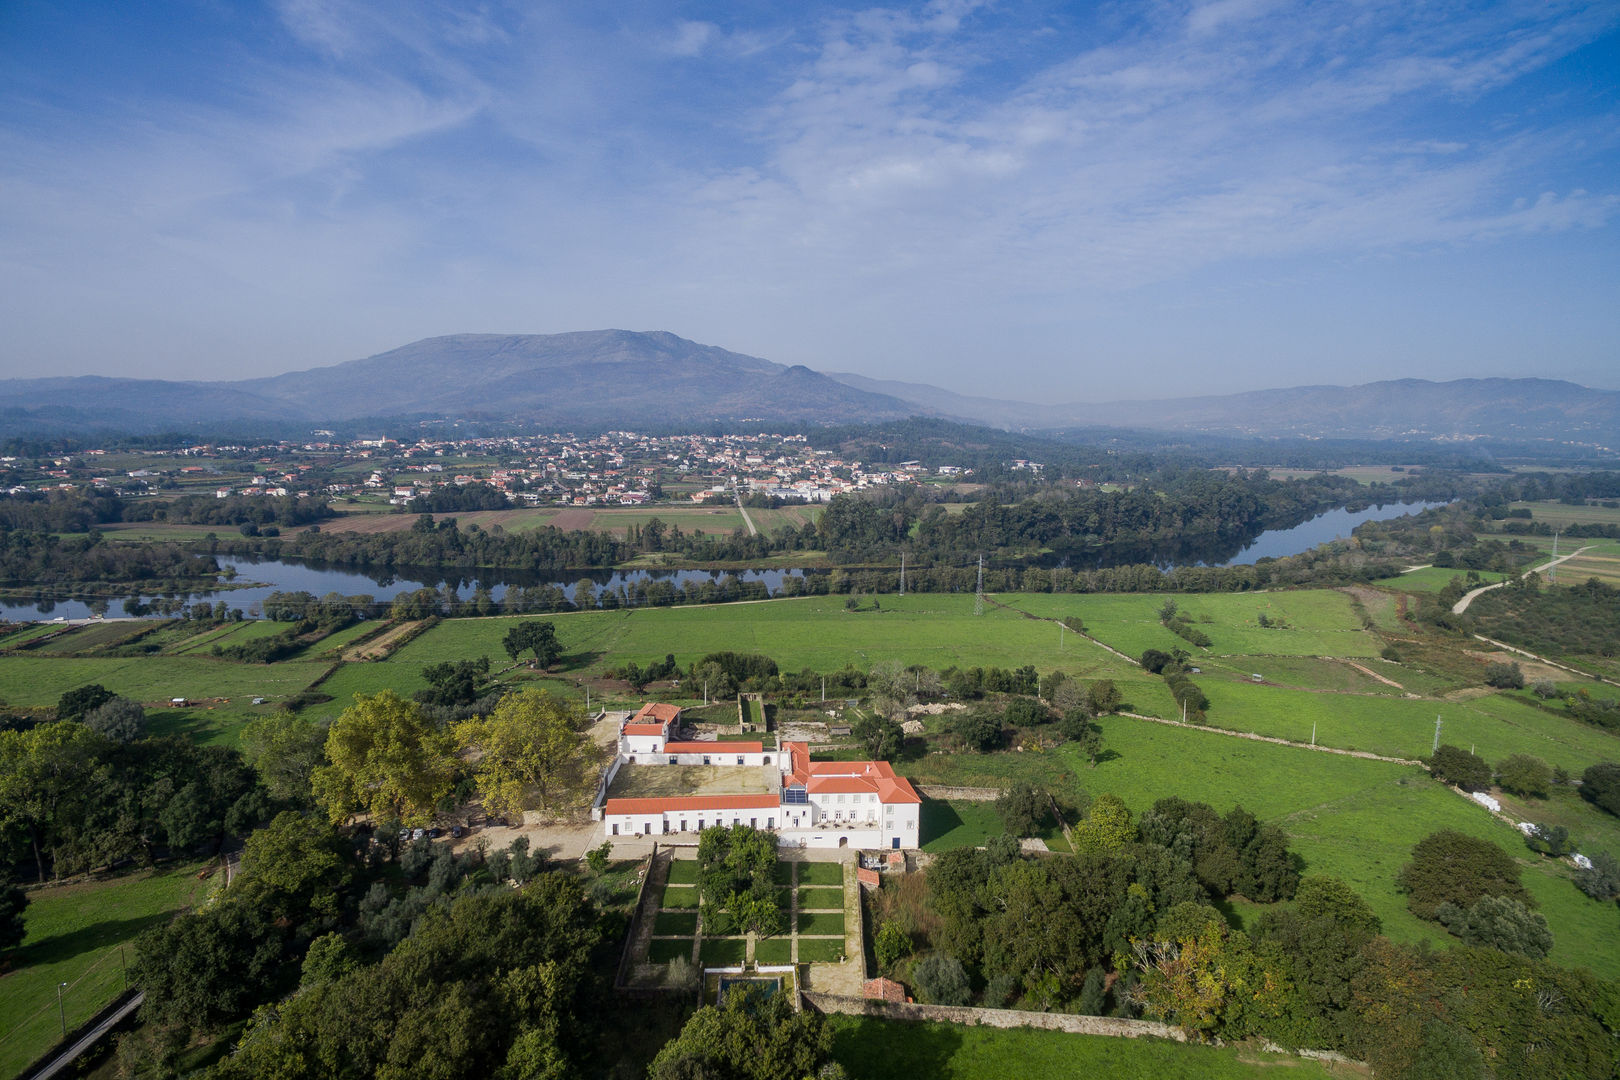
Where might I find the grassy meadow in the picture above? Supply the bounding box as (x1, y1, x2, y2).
(0, 864, 209, 1080)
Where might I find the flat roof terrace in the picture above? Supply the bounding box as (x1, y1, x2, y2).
(608, 764, 779, 801)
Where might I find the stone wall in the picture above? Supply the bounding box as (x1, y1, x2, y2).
(913, 784, 1002, 801)
(800, 992, 1187, 1041)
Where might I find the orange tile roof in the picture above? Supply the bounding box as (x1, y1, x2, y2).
(603, 794, 781, 816)
(876, 777, 921, 804)
(633, 702, 682, 724)
(863, 977, 907, 1002)
(623, 723, 668, 736)
(663, 741, 763, 754)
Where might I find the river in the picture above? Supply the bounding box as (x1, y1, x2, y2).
(0, 500, 1447, 621)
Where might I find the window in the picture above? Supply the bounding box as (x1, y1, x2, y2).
(763, 756, 771, 765)
(667, 757, 676, 765)
(906, 820, 914, 829)
(767, 817, 775, 827)
(737, 756, 745, 765)
(611, 824, 619, 835)
(750, 818, 756, 828)
(703, 756, 711, 766)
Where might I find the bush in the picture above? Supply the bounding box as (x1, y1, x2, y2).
(1380, 645, 1402, 662)
(1428, 745, 1492, 792)
(1484, 661, 1525, 689)
(1435, 895, 1553, 959)
(83, 696, 147, 743)
(1581, 762, 1620, 817)
(1495, 754, 1551, 797)
(1574, 851, 1620, 901)
(1397, 830, 1534, 921)
(874, 921, 913, 971)
(994, 783, 1045, 837)
(911, 952, 972, 1006)
(1523, 824, 1569, 857)
(954, 709, 1003, 752)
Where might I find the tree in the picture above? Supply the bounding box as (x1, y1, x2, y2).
(1574, 850, 1620, 901)
(0, 877, 25, 953)
(1140, 649, 1172, 674)
(1427, 745, 1492, 792)
(995, 783, 1045, 837)
(454, 688, 595, 816)
(1396, 830, 1534, 921)
(56, 683, 114, 722)
(1580, 762, 1620, 816)
(82, 696, 146, 743)
(502, 620, 561, 668)
(299, 931, 356, 988)
(1495, 753, 1551, 797)
(1483, 661, 1524, 689)
(1060, 709, 1104, 766)
(586, 840, 612, 876)
(238, 811, 348, 918)
(650, 982, 833, 1080)
(874, 920, 913, 972)
(414, 657, 491, 708)
(1086, 679, 1122, 715)
(911, 952, 972, 1006)
(240, 713, 328, 806)
(312, 691, 456, 826)
(1071, 793, 1133, 856)
(132, 901, 286, 1034)
(954, 708, 1002, 752)
(851, 712, 903, 761)
(0, 721, 106, 881)
(1436, 895, 1553, 959)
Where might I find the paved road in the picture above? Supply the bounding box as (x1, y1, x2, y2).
(28, 991, 143, 1080)
(1452, 547, 1592, 614)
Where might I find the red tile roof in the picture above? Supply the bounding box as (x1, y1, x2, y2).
(623, 723, 668, 736)
(633, 702, 682, 724)
(662, 741, 764, 754)
(603, 794, 781, 816)
(863, 977, 907, 1003)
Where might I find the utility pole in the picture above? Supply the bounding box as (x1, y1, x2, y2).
(899, 552, 906, 597)
(1433, 714, 1443, 755)
(1059, 623, 1065, 650)
(821, 676, 826, 704)
(58, 981, 68, 1038)
(974, 555, 984, 617)
(1311, 722, 1316, 746)
(1551, 531, 1560, 584)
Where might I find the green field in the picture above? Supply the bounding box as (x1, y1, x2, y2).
(797, 887, 844, 910)
(1380, 566, 1512, 591)
(827, 1015, 1344, 1080)
(0, 864, 209, 1080)
(921, 799, 1005, 853)
(896, 718, 1619, 978)
(0, 655, 330, 709)
(798, 862, 844, 887)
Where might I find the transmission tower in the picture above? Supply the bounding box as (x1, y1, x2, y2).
(974, 555, 984, 616)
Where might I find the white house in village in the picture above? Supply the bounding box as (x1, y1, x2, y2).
(597, 702, 921, 850)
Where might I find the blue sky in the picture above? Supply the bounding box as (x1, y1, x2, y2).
(1, 0, 1616, 400)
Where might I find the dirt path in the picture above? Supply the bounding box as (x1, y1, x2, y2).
(1469, 634, 1620, 689)
(731, 480, 758, 537)
(1452, 547, 1592, 614)
(1341, 659, 1404, 689)
(985, 595, 1139, 664)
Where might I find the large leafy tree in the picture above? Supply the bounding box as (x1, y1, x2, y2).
(455, 689, 595, 816)
(240, 713, 329, 806)
(1396, 830, 1534, 921)
(0, 721, 106, 880)
(1071, 793, 1134, 856)
(312, 691, 456, 826)
(238, 811, 349, 919)
(503, 620, 562, 668)
(651, 982, 833, 1080)
(132, 901, 287, 1035)
(1427, 745, 1493, 792)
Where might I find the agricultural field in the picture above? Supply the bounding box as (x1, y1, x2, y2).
(0, 863, 210, 1080)
(0, 654, 329, 710)
(897, 718, 1620, 979)
(311, 503, 821, 540)
(1508, 500, 1620, 528)
(827, 1015, 1345, 1080)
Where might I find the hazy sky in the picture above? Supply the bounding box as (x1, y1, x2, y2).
(2, 1, 1617, 400)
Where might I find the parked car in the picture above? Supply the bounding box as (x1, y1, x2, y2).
(450, 825, 464, 839)
(411, 827, 426, 841)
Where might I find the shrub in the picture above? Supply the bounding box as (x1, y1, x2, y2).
(1495, 754, 1552, 797)
(1428, 745, 1492, 792)
(1484, 661, 1525, 690)
(1435, 895, 1553, 959)
(911, 952, 972, 1006)
(1574, 851, 1620, 901)
(1523, 824, 1569, 857)
(995, 783, 1045, 837)
(1581, 762, 1620, 817)
(874, 921, 913, 972)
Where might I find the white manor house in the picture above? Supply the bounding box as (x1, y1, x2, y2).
(593, 703, 922, 850)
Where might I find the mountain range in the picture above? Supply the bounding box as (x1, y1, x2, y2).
(1, 330, 1615, 447)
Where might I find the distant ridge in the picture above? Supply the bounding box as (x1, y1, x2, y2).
(0, 330, 1615, 445)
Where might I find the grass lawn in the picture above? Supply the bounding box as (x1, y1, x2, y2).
(659, 884, 700, 909)
(652, 911, 698, 936)
(754, 938, 793, 964)
(797, 938, 847, 963)
(666, 860, 701, 885)
(920, 799, 1006, 853)
(772, 861, 795, 886)
(646, 939, 692, 964)
(0, 654, 329, 709)
(798, 862, 844, 887)
(826, 1015, 1345, 1080)
(797, 887, 844, 910)
(698, 938, 747, 965)
(797, 912, 846, 935)
(144, 705, 262, 747)
(0, 864, 209, 1080)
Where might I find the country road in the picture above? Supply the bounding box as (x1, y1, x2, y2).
(731, 478, 758, 537)
(27, 991, 144, 1080)
(1451, 546, 1592, 614)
